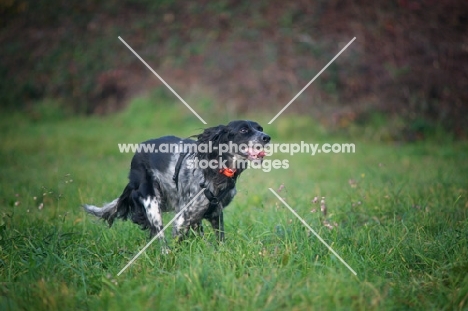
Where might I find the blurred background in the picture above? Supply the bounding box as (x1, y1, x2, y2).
(1, 0, 467, 139)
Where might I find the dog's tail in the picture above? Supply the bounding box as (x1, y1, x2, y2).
(83, 184, 133, 226)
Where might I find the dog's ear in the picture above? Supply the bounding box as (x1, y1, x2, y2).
(197, 125, 228, 145)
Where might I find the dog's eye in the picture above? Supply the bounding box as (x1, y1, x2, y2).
(257, 127, 263, 132)
(239, 128, 249, 133)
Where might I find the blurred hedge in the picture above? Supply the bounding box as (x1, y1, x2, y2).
(1, 0, 467, 136)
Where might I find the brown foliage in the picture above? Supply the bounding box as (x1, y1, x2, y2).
(1, 0, 467, 134)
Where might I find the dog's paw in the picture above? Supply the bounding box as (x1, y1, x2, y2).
(161, 246, 171, 255)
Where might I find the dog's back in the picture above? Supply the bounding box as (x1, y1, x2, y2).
(84, 136, 188, 232)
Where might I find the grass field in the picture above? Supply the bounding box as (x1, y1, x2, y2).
(1, 93, 467, 310)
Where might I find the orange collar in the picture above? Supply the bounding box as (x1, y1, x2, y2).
(219, 168, 236, 178)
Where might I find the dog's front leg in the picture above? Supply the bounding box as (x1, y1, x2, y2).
(172, 213, 188, 243)
(208, 210, 225, 242)
(192, 221, 204, 237)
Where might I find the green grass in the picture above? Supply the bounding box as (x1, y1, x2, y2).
(1, 94, 467, 310)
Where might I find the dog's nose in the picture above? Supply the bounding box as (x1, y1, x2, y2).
(262, 134, 271, 143)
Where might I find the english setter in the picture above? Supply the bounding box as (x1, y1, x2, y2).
(84, 120, 270, 249)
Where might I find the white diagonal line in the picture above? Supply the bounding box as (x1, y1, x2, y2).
(269, 188, 357, 276)
(117, 188, 206, 276)
(118, 36, 207, 124)
(268, 37, 356, 124)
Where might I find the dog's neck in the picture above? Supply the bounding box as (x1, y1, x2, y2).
(197, 154, 244, 186)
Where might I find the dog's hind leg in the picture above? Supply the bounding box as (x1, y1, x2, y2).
(140, 195, 170, 254)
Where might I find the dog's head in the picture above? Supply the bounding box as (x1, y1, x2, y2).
(195, 120, 270, 174)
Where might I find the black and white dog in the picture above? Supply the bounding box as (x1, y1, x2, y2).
(84, 120, 270, 249)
